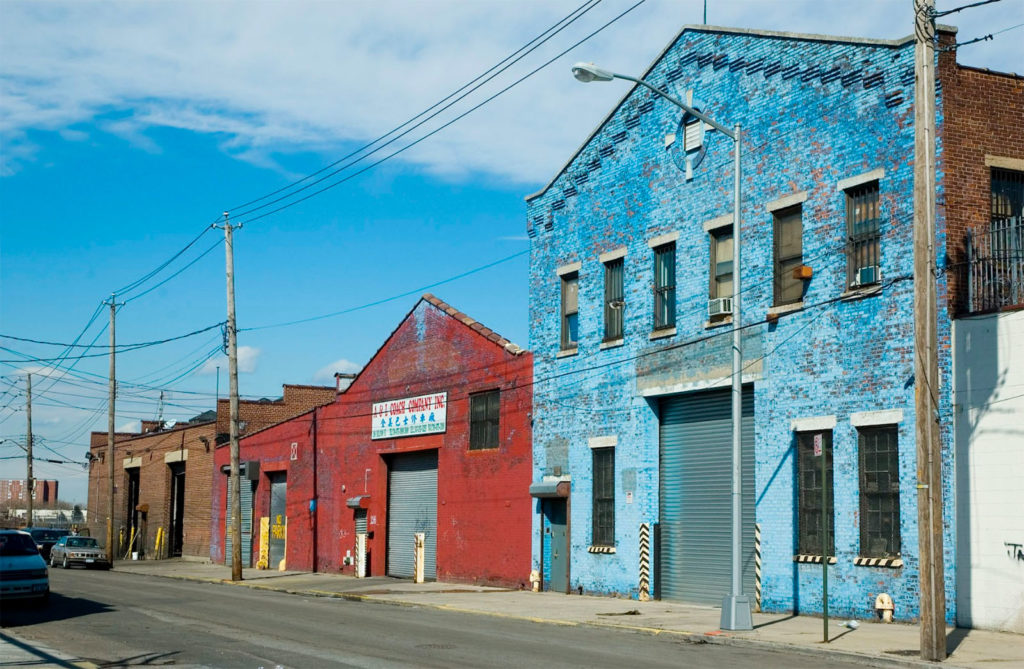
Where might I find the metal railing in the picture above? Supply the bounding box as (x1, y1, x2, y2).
(966, 216, 1024, 313)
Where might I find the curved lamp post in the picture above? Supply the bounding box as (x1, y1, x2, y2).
(573, 62, 750, 631)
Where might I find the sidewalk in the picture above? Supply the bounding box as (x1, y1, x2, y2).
(114, 559, 1024, 669)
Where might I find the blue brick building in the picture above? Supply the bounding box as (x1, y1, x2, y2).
(526, 25, 955, 623)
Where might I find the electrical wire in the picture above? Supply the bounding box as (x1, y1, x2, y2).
(234, 1, 649, 226)
(226, 0, 604, 217)
(0, 322, 225, 363)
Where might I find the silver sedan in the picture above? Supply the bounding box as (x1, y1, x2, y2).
(49, 536, 111, 570)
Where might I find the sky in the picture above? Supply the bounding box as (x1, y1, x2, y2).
(1, 0, 1021, 504)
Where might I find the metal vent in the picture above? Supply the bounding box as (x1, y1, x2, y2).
(764, 61, 782, 77)
(697, 53, 714, 68)
(551, 199, 566, 211)
(863, 71, 884, 89)
(625, 115, 640, 129)
(900, 67, 915, 87)
(599, 144, 615, 158)
(679, 53, 697, 66)
(574, 172, 589, 185)
(781, 64, 801, 79)
(805, 66, 826, 82)
(564, 186, 578, 198)
(665, 67, 683, 82)
(745, 58, 764, 75)
(712, 54, 728, 70)
(884, 90, 904, 108)
(638, 99, 655, 115)
(612, 131, 627, 144)
(841, 70, 862, 87)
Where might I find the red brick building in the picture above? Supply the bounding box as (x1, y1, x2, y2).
(87, 384, 335, 559)
(938, 26, 1024, 313)
(213, 294, 533, 587)
(1, 479, 58, 506)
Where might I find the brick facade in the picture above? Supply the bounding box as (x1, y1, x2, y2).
(86, 384, 335, 559)
(212, 295, 534, 587)
(1, 479, 58, 506)
(937, 29, 1024, 313)
(526, 25, 959, 622)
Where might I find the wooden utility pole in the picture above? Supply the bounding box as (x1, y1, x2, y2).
(25, 373, 33, 527)
(913, 0, 946, 661)
(106, 296, 117, 566)
(220, 213, 243, 582)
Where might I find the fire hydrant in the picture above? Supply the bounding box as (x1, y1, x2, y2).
(875, 593, 895, 623)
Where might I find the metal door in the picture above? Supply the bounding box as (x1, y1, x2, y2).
(224, 475, 254, 567)
(658, 387, 755, 604)
(544, 499, 569, 593)
(168, 462, 186, 557)
(386, 450, 438, 579)
(354, 509, 367, 535)
(268, 472, 287, 569)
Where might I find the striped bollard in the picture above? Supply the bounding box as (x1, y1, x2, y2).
(754, 522, 762, 612)
(638, 523, 651, 601)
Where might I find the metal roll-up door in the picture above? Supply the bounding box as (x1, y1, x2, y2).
(658, 387, 755, 604)
(386, 450, 438, 579)
(224, 476, 254, 567)
(354, 509, 368, 535)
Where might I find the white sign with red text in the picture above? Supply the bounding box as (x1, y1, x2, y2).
(371, 392, 447, 440)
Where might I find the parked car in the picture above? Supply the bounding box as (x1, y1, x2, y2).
(49, 535, 110, 570)
(24, 527, 70, 560)
(0, 529, 49, 603)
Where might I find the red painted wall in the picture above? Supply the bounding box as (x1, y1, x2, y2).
(213, 296, 533, 587)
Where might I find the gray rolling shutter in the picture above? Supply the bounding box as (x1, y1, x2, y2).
(387, 450, 438, 579)
(658, 387, 755, 604)
(224, 476, 254, 567)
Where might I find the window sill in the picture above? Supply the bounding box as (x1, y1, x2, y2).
(704, 316, 733, 329)
(840, 284, 882, 301)
(854, 556, 903, 568)
(793, 554, 837, 564)
(588, 545, 616, 554)
(600, 338, 624, 350)
(768, 301, 804, 317)
(556, 347, 578, 358)
(649, 327, 676, 340)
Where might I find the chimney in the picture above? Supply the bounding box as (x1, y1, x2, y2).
(335, 372, 358, 393)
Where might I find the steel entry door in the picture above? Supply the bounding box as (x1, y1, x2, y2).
(658, 387, 755, 604)
(544, 499, 568, 593)
(168, 462, 186, 557)
(386, 450, 438, 579)
(268, 472, 287, 569)
(224, 476, 254, 567)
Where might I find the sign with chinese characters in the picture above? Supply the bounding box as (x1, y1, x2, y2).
(372, 392, 447, 440)
(813, 433, 823, 457)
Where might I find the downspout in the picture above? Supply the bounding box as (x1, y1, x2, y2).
(311, 408, 319, 573)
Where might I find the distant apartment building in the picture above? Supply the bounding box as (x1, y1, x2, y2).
(1, 479, 58, 506)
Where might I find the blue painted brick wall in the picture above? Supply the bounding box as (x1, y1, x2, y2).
(527, 26, 955, 623)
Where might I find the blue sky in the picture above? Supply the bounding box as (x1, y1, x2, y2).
(1, 0, 1021, 503)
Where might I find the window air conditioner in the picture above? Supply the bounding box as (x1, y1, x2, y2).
(854, 265, 881, 287)
(708, 297, 733, 317)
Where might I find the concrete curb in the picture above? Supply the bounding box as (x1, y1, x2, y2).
(117, 569, 965, 669)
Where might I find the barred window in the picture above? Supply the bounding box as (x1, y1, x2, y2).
(773, 206, 804, 305)
(604, 258, 624, 341)
(845, 182, 881, 288)
(592, 447, 615, 547)
(653, 243, 676, 330)
(858, 426, 901, 558)
(797, 430, 834, 556)
(561, 272, 579, 350)
(469, 390, 500, 450)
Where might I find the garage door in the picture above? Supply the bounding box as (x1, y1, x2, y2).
(658, 387, 755, 604)
(224, 475, 254, 567)
(387, 450, 438, 579)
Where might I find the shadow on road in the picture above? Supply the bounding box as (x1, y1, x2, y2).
(0, 631, 82, 668)
(0, 592, 113, 628)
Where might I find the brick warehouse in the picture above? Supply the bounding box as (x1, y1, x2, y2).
(1, 479, 58, 507)
(212, 294, 533, 587)
(525, 24, 976, 623)
(938, 30, 1024, 632)
(87, 384, 334, 560)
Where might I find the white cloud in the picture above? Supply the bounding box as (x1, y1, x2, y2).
(1, 1, 1019, 180)
(199, 346, 260, 375)
(313, 358, 361, 383)
(118, 420, 141, 433)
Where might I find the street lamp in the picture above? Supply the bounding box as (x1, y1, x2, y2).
(573, 62, 750, 631)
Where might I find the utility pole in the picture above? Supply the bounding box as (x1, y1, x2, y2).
(218, 213, 243, 582)
(25, 373, 33, 527)
(913, 0, 946, 661)
(106, 296, 118, 566)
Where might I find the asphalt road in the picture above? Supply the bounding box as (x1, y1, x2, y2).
(2, 568, 868, 669)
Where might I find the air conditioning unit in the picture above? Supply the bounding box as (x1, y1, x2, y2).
(708, 297, 733, 317)
(854, 265, 881, 287)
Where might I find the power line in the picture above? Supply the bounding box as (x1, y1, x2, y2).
(933, 0, 1004, 17)
(0, 322, 225, 363)
(226, 0, 604, 218)
(244, 249, 529, 331)
(234, 0, 649, 226)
